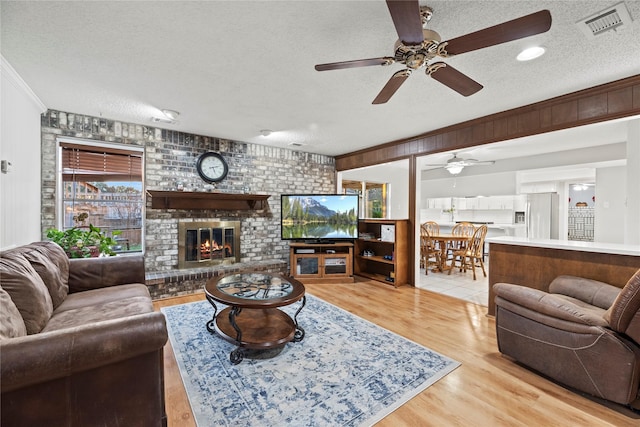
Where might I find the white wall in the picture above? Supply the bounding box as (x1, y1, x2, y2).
(594, 166, 627, 243)
(627, 120, 640, 245)
(340, 159, 409, 219)
(420, 171, 517, 199)
(1, 57, 47, 249)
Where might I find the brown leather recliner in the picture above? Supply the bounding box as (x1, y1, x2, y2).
(494, 269, 640, 407)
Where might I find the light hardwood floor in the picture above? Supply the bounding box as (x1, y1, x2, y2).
(153, 278, 639, 426)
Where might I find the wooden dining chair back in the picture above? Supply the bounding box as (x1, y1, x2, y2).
(420, 226, 441, 275)
(449, 224, 488, 280)
(448, 222, 475, 259)
(423, 221, 440, 235)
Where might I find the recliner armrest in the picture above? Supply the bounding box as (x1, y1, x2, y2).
(0, 311, 167, 393)
(493, 283, 610, 328)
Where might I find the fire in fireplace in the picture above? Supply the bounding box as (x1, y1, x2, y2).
(178, 221, 241, 269)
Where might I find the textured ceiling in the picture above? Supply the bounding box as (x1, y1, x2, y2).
(2, 1, 640, 157)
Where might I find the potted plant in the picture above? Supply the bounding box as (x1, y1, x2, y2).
(46, 214, 121, 258)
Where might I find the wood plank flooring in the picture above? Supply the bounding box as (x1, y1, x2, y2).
(153, 277, 639, 426)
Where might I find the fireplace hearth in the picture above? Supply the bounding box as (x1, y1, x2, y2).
(178, 221, 241, 269)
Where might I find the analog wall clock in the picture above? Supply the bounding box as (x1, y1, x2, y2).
(196, 152, 228, 183)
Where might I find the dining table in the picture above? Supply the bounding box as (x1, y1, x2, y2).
(428, 234, 472, 272)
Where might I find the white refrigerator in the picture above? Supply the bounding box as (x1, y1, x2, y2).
(526, 193, 560, 239)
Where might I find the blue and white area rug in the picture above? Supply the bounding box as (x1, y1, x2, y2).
(162, 294, 460, 426)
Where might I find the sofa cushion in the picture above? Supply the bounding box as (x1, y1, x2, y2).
(20, 242, 69, 309)
(0, 285, 27, 339)
(0, 255, 53, 334)
(42, 284, 154, 332)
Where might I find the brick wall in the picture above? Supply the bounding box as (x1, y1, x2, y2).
(40, 109, 335, 273)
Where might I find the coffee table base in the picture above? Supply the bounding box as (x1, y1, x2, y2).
(207, 300, 306, 364)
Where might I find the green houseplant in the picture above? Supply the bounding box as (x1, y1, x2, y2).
(47, 220, 121, 258)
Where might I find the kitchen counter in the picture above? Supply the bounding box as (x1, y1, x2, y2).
(438, 222, 526, 230)
(486, 236, 640, 316)
(487, 236, 640, 256)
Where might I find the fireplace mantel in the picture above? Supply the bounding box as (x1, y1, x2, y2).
(147, 190, 270, 210)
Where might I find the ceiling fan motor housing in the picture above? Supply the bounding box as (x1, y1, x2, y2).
(393, 29, 442, 69)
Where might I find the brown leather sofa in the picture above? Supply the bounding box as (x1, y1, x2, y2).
(1, 242, 168, 426)
(494, 268, 640, 408)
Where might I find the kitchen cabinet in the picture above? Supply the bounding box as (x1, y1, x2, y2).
(427, 197, 452, 210)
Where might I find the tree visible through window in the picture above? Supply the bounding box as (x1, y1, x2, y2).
(342, 180, 387, 218)
(59, 141, 144, 253)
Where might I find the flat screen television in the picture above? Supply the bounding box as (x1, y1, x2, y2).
(281, 194, 359, 241)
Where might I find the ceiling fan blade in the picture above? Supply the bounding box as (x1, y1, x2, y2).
(443, 10, 552, 56)
(386, 0, 424, 46)
(372, 70, 411, 104)
(429, 63, 483, 97)
(315, 57, 394, 71)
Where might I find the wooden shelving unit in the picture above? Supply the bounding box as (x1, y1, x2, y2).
(289, 242, 354, 284)
(146, 190, 270, 210)
(354, 219, 409, 287)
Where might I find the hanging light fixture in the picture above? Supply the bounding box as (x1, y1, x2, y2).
(445, 165, 464, 175)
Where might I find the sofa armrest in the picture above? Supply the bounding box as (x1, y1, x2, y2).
(493, 283, 610, 329)
(68, 254, 145, 293)
(0, 311, 167, 393)
(549, 275, 620, 309)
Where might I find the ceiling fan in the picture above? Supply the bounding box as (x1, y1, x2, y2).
(315, 1, 552, 104)
(425, 153, 495, 175)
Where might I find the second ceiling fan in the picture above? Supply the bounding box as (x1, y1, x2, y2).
(315, 1, 552, 104)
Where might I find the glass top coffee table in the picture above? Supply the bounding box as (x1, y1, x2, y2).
(204, 272, 306, 364)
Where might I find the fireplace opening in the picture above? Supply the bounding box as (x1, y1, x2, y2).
(178, 221, 241, 269)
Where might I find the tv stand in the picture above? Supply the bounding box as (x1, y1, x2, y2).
(289, 242, 354, 284)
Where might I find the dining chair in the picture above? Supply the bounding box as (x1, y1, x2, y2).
(420, 226, 441, 275)
(448, 224, 488, 280)
(422, 221, 440, 235)
(447, 221, 475, 261)
(422, 221, 441, 252)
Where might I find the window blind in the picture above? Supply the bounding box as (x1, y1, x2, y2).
(61, 143, 142, 182)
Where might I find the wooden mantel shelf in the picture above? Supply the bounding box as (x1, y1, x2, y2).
(147, 190, 270, 210)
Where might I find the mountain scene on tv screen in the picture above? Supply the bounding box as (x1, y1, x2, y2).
(282, 196, 357, 239)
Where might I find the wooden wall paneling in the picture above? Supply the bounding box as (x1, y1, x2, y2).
(608, 87, 633, 114)
(577, 93, 608, 120)
(335, 75, 640, 171)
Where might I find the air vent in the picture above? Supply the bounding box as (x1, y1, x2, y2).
(576, 2, 633, 38)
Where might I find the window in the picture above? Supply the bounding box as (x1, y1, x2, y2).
(58, 140, 144, 253)
(342, 180, 388, 218)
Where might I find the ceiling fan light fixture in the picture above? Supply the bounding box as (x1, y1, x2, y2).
(445, 164, 464, 175)
(517, 46, 546, 61)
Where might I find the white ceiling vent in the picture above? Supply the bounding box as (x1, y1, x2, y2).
(576, 2, 633, 38)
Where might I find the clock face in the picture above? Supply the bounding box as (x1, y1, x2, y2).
(196, 152, 228, 183)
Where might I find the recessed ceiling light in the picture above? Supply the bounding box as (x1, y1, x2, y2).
(161, 109, 180, 120)
(517, 46, 546, 61)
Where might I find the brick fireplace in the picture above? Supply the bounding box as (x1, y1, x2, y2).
(178, 220, 240, 269)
